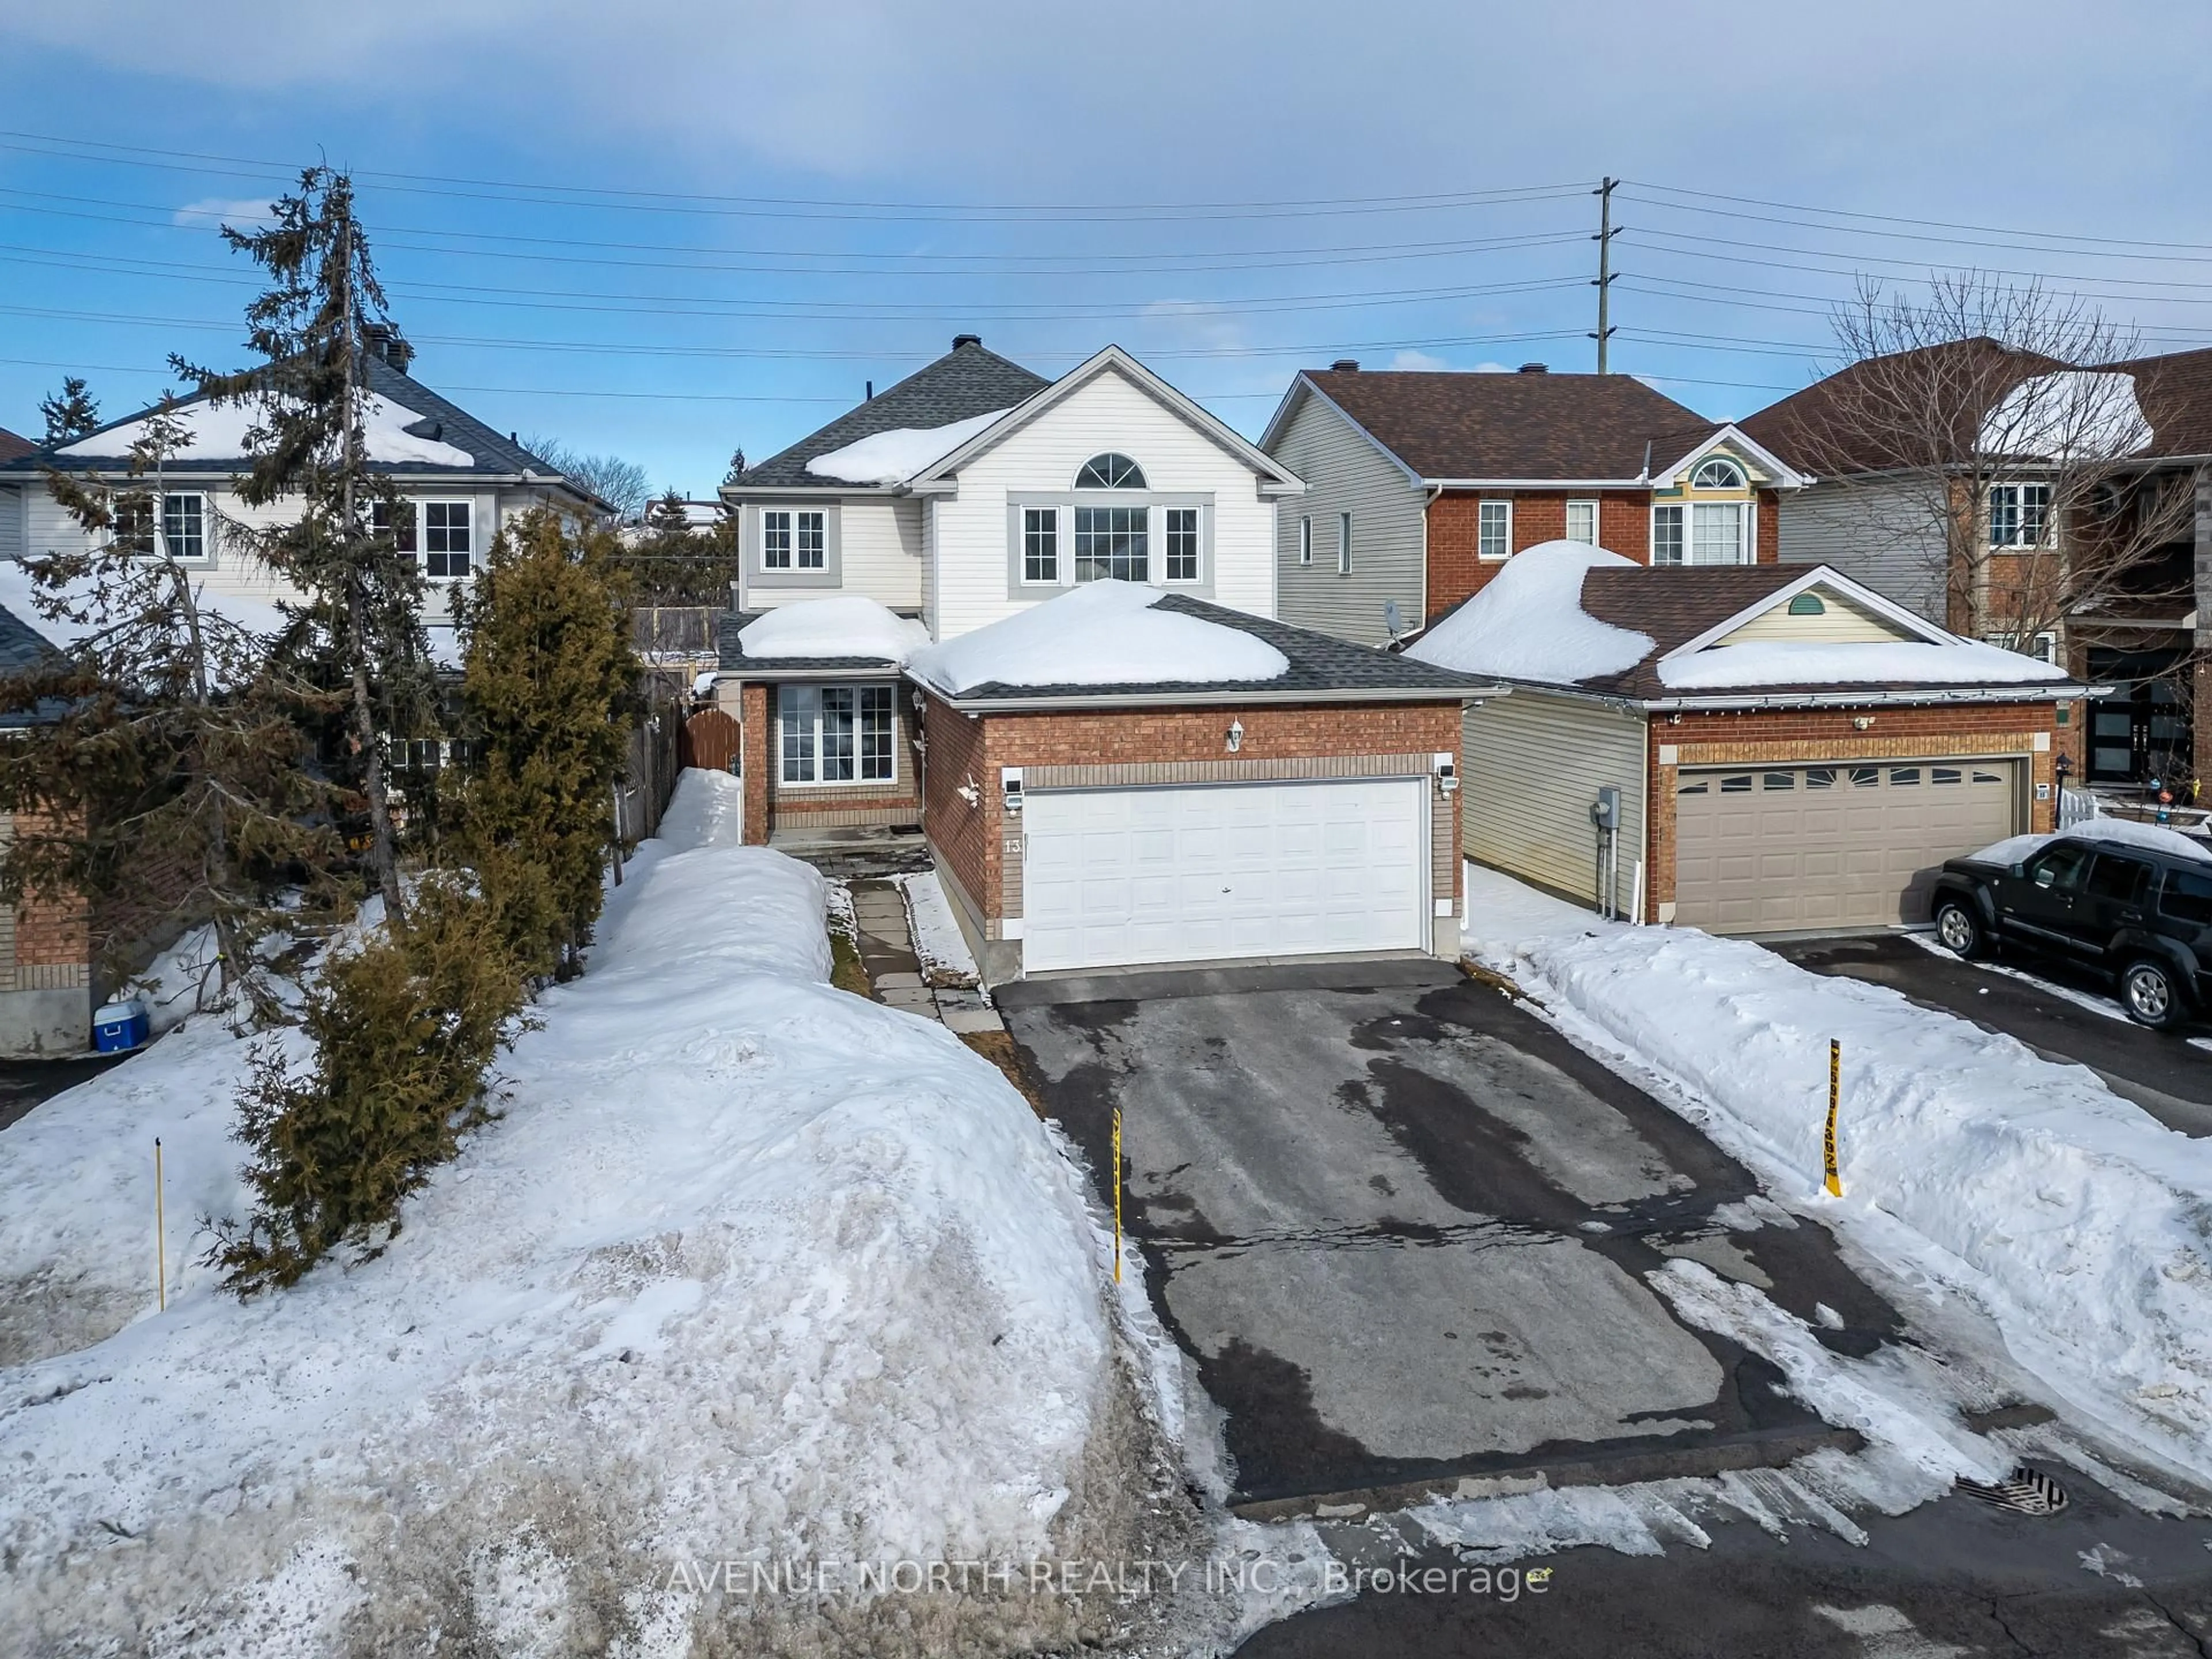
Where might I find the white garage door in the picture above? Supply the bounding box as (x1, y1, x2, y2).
(1676, 760, 2020, 934)
(1021, 778, 1429, 973)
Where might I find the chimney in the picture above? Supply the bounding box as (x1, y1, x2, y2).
(1517, 362, 1548, 374)
(1330, 358, 1360, 373)
(362, 321, 414, 373)
(952, 334, 982, 350)
(865, 380, 873, 400)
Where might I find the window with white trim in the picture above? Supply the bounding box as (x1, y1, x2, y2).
(778, 684, 895, 785)
(422, 500, 474, 579)
(1691, 457, 1747, 489)
(370, 498, 418, 562)
(1022, 506, 1059, 583)
(763, 508, 827, 571)
(1988, 483, 2052, 549)
(1565, 499, 1598, 545)
(115, 491, 207, 562)
(1986, 629, 2059, 665)
(1075, 452, 1146, 489)
(1478, 499, 1512, 560)
(1074, 505, 1147, 581)
(1336, 511, 1352, 575)
(1164, 507, 1199, 582)
(1299, 515, 1312, 565)
(1652, 502, 1749, 565)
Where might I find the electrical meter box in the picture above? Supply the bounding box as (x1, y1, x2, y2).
(1591, 786, 1622, 831)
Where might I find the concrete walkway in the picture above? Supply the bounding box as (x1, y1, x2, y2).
(847, 879, 1003, 1034)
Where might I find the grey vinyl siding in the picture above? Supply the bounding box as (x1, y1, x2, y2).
(1464, 691, 1645, 909)
(1265, 390, 1426, 646)
(0, 487, 21, 562)
(1775, 480, 1946, 623)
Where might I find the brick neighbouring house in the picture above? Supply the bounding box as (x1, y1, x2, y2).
(711, 338, 1503, 979)
(1257, 360, 1809, 648)
(1410, 548, 2087, 933)
(0, 601, 92, 1052)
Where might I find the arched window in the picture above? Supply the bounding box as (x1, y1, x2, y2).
(1075, 452, 1147, 490)
(1691, 457, 1747, 490)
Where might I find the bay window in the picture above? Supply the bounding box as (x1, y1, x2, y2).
(779, 684, 896, 785)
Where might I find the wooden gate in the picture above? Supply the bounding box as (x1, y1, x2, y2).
(680, 707, 741, 773)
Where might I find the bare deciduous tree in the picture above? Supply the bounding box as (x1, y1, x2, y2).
(1779, 274, 2193, 653)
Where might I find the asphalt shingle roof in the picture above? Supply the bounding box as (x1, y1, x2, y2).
(0, 355, 578, 486)
(2116, 345, 2212, 460)
(0, 427, 35, 465)
(733, 339, 1052, 490)
(1298, 368, 1722, 480)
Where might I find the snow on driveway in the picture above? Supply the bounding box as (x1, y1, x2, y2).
(1464, 865, 2212, 1492)
(0, 771, 1165, 1656)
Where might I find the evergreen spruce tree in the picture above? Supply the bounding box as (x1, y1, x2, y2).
(610, 491, 738, 605)
(180, 168, 432, 925)
(38, 376, 100, 446)
(0, 392, 331, 1012)
(454, 507, 641, 979)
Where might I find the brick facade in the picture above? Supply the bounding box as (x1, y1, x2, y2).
(1642, 700, 2061, 923)
(921, 696, 1465, 971)
(729, 679, 923, 843)
(1425, 487, 1782, 624)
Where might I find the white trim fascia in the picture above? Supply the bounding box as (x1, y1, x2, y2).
(1647, 425, 1810, 491)
(1418, 476, 1649, 490)
(1266, 376, 1426, 489)
(908, 678, 1508, 713)
(1658, 565, 1962, 662)
(1641, 683, 2089, 713)
(913, 346, 1305, 490)
(719, 483, 901, 502)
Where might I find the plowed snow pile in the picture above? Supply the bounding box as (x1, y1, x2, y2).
(0, 770, 1176, 1656)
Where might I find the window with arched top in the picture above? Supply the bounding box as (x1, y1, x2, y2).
(1075, 452, 1146, 490)
(1691, 457, 1747, 490)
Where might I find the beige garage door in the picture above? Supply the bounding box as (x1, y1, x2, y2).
(1676, 761, 2019, 934)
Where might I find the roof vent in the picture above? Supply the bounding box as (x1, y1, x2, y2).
(362, 321, 414, 373)
(1331, 358, 1360, 373)
(1518, 362, 1548, 374)
(952, 333, 982, 350)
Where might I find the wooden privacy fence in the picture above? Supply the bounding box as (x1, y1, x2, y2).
(630, 607, 722, 663)
(680, 707, 740, 774)
(612, 700, 683, 851)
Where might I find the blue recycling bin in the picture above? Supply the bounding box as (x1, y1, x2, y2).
(93, 999, 150, 1054)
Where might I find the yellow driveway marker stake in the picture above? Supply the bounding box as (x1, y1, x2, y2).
(1824, 1040, 1844, 1199)
(1112, 1105, 1123, 1285)
(154, 1137, 166, 1311)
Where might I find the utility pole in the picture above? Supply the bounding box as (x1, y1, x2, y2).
(1591, 177, 1620, 374)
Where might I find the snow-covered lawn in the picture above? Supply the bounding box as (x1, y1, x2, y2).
(0, 771, 1185, 1656)
(1465, 865, 2212, 1493)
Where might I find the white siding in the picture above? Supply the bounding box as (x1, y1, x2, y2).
(1464, 691, 1646, 909)
(931, 368, 1277, 639)
(1715, 586, 1911, 646)
(744, 496, 924, 612)
(1774, 481, 1946, 623)
(0, 486, 22, 563)
(1263, 387, 1426, 646)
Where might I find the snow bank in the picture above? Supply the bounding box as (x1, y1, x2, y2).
(1982, 370, 2152, 461)
(0, 770, 1154, 1654)
(1975, 815, 2212, 868)
(899, 868, 980, 987)
(1658, 637, 2069, 690)
(1465, 865, 2212, 1486)
(58, 392, 476, 468)
(908, 579, 1288, 694)
(804, 408, 1010, 484)
(736, 595, 930, 664)
(1406, 541, 1652, 685)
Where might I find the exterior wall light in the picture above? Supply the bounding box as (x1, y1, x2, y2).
(1226, 718, 1245, 753)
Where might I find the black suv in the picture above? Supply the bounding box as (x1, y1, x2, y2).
(1930, 836, 2212, 1029)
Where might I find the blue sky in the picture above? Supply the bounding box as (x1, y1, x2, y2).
(3, 1, 2210, 499)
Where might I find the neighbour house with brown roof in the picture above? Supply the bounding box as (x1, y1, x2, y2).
(1408, 544, 2088, 933)
(1257, 361, 1809, 648)
(1742, 340, 2212, 796)
(714, 338, 1502, 982)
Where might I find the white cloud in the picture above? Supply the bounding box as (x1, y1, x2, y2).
(1387, 349, 1449, 372)
(172, 196, 278, 229)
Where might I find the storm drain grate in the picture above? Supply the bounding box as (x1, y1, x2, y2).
(1956, 1467, 2069, 1515)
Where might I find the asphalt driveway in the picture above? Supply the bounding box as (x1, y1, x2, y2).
(1766, 935, 2212, 1138)
(1001, 959, 1892, 1513)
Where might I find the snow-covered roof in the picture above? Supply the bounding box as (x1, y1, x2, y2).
(57, 392, 475, 468)
(734, 597, 930, 665)
(1656, 638, 2067, 691)
(802, 408, 1010, 485)
(906, 581, 1289, 695)
(1981, 370, 2153, 460)
(1406, 542, 1655, 683)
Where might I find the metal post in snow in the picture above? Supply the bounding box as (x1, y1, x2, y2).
(154, 1137, 166, 1312)
(1111, 1105, 1123, 1285)
(1824, 1040, 1843, 1198)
